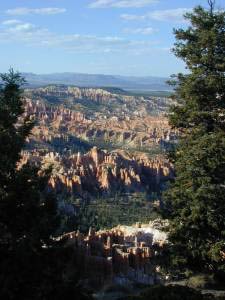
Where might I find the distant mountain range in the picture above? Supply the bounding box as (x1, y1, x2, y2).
(21, 72, 172, 91)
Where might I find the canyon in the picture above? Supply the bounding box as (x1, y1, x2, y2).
(21, 86, 176, 199)
(21, 147, 173, 198)
(24, 86, 177, 152)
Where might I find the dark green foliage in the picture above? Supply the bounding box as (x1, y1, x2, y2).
(71, 193, 159, 233)
(163, 3, 225, 276)
(0, 70, 33, 186)
(0, 70, 92, 299)
(0, 70, 58, 299)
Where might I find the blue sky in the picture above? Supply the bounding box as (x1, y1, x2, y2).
(0, 0, 224, 77)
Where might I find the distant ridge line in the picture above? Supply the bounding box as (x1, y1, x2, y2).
(20, 72, 172, 92)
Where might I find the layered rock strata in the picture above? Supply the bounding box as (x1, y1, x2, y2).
(20, 147, 173, 197)
(24, 96, 177, 151)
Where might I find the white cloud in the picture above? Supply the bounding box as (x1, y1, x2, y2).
(2, 20, 40, 33)
(121, 14, 146, 21)
(6, 7, 66, 16)
(10, 23, 37, 32)
(149, 8, 191, 22)
(2, 19, 22, 25)
(121, 8, 191, 23)
(0, 20, 160, 55)
(89, 0, 158, 8)
(123, 27, 156, 35)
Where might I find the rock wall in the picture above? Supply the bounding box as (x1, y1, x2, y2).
(23, 87, 177, 151)
(21, 147, 173, 197)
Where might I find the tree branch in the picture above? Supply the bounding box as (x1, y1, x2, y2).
(208, 0, 215, 14)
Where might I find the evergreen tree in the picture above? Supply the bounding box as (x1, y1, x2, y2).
(163, 1, 225, 277)
(0, 70, 92, 299)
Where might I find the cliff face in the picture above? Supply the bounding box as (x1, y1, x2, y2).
(21, 86, 176, 198)
(25, 85, 171, 109)
(58, 220, 168, 286)
(21, 147, 173, 197)
(24, 92, 177, 152)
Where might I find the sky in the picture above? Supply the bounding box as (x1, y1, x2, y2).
(0, 0, 224, 77)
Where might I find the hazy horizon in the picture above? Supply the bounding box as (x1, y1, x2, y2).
(21, 71, 169, 78)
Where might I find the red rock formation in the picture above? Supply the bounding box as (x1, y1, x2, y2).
(23, 87, 177, 152)
(58, 221, 167, 285)
(19, 86, 176, 197)
(20, 147, 173, 197)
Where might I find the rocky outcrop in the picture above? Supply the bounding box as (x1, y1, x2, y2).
(21, 147, 173, 197)
(25, 85, 173, 111)
(20, 86, 176, 198)
(23, 94, 177, 152)
(58, 220, 168, 286)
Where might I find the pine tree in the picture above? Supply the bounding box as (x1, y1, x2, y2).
(163, 1, 225, 277)
(0, 70, 60, 298)
(0, 70, 93, 300)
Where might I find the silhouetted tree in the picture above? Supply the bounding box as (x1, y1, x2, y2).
(0, 70, 93, 299)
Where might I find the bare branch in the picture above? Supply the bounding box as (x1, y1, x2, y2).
(208, 0, 215, 14)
